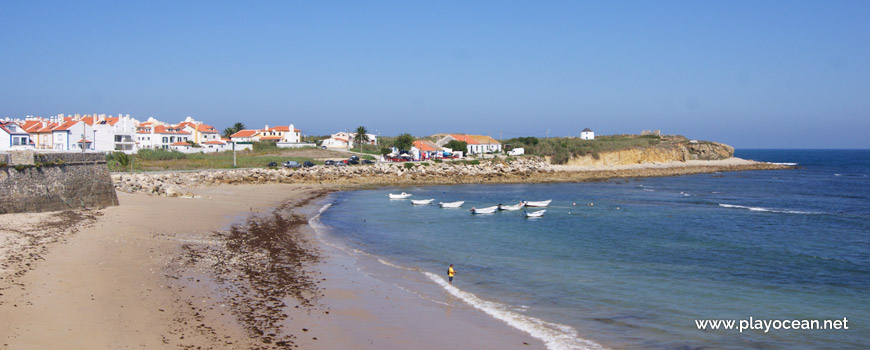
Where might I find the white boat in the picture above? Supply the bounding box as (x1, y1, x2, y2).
(524, 210, 546, 217)
(439, 201, 465, 208)
(523, 200, 552, 207)
(388, 192, 412, 199)
(498, 202, 525, 211)
(411, 199, 435, 205)
(471, 206, 498, 214)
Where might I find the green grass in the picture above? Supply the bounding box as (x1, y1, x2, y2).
(107, 147, 316, 172)
(349, 147, 382, 155)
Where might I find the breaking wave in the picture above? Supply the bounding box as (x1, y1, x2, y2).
(718, 203, 822, 215)
(423, 272, 605, 350)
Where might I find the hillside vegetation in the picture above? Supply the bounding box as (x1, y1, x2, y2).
(504, 135, 733, 164)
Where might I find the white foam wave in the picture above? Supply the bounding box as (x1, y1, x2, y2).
(642, 189, 655, 192)
(718, 204, 821, 215)
(768, 162, 798, 166)
(423, 272, 605, 350)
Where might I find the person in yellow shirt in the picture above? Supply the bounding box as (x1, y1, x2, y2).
(448, 264, 456, 284)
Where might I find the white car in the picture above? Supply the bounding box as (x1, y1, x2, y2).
(508, 148, 525, 156)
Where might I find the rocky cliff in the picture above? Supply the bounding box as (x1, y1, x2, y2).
(563, 141, 735, 167)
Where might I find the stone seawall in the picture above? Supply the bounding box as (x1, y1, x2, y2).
(0, 152, 119, 214)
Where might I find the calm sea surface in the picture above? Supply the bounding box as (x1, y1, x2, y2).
(318, 150, 869, 349)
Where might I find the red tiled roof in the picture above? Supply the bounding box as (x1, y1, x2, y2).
(196, 124, 218, 133)
(53, 120, 80, 131)
(448, 134, 500, 145)
(258, 136, 283, 140)
(413, 140, 441, 152)
(230, 130, 258, 138)
(204, 140, 225, 145)
(264, 126, 301, 132)
(19, 120, 43, 132)
(170, 142, 190, 146)
(36, 122, 57, 133)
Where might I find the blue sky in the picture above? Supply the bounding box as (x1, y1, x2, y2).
(1, 1, 868, 148)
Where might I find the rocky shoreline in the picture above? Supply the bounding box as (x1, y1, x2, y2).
(112, 157, 794, 197)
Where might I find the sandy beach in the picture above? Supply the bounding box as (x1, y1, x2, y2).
(0, 184, 544, 349)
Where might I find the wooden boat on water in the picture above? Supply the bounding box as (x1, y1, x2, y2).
(411, 199, 435, 205)
(439, 201, 465, 208)
(524, 209, 546, 217)
(523, 200, 552, 207)
(471, 206, 499, 214)
(388, 192, 412, 199)
(498, 202, 525, 211)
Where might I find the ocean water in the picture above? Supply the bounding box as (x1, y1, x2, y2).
(317, 150, 869, 349)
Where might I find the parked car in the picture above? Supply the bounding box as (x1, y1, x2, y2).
(324, 160, 336, 166)
(346, 158, 360, 165)
(267, 161, 278, 167)
(303, 161, 315, 167)
(321, 145, 327, 149)
(334, 161, 347, 166)
(283, 161, 301, 168)
(362, 159, 375, 164)
(349, 155, 360, 161)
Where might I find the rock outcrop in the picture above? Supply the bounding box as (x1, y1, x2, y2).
(563, 142, 734, 167)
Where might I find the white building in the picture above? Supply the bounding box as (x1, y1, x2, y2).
(435, 134, 502, 155)
(580, 128, 595, 140)
(0, 122, 33, 151)
(52, 119, 88, 151)
(322, 131, 377, 149)
(229, 129, 260, 143)
(136, 125, 191, 150)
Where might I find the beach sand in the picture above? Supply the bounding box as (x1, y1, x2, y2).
(0, 184, 544, 349)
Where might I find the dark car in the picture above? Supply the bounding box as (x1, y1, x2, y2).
(283, 161, 301, 168)
(324, 160, 336, 166)
(302, 161, 315, 167)
(346, 158, 360, 165)
(349, 155, 360, 161)
(362, 159, 375, 164)
(267, 161, 278, 167)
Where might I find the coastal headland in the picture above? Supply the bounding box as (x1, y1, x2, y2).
(112, 157, 792, 197)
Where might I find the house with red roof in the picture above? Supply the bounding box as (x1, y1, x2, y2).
(435, 134, 502, 155)
(52, 119, 87, 151)
(0, 121, 33, 151)
(229, 129, 259, 142)
(136, 124, 191, 150)
(322, 131, 377, 149)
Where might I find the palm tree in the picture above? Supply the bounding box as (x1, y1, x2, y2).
(232, 122, 246, 132)
(353, 126, 370, 150)
(223, 127, 236, 138)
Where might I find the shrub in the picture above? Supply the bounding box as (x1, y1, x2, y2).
(137, 149, 187, 160)
(253, 140, 279, 152)
(403, 162, 414, 169)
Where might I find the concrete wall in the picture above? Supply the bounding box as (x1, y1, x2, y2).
(0, 152, 119, 214)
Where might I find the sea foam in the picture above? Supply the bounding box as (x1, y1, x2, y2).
(718, 203, 821, 215)
(423, 272, 605, 350)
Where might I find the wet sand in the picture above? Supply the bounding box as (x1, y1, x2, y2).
(0, 184, 544, 349)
